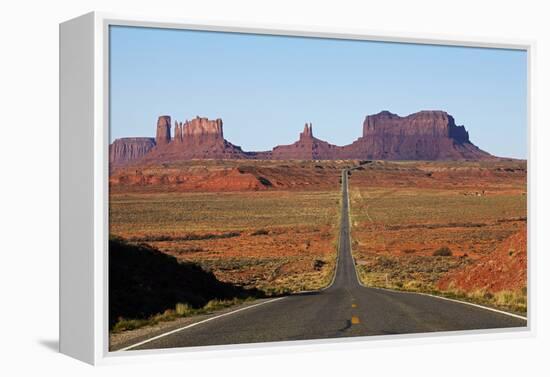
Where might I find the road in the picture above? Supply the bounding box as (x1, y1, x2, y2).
(125, 169, 527, 351)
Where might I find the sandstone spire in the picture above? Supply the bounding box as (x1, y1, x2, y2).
(155, 116, 172, 145)
(300, 122, 313, 140)
(174, 120, 183, 143)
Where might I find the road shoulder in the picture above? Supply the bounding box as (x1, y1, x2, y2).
(110, 297, 282, 351)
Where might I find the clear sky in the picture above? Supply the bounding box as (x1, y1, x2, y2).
(109, 26, 527, 159)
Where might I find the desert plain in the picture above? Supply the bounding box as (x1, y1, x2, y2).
(110, 161, 349, 295)
(348, 160, 527, 313)
(110, 158, 526, 318)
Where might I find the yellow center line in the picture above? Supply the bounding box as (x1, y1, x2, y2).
(351, 303, 357, 308)
(351, 316, 360, 324)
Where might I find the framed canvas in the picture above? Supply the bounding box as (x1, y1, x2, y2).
(59, 12, 534, 365)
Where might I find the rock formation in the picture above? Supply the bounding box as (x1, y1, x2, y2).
(363, 110, 467, 138)
(109, 137, 156, 166)
(139, 116, 253, 162)
(174, 121, 183, 143)
(183, 117, 224, 144)
(343, 110, 491, 160)
(155, 115, 172, 145)
(301, 123, 313, 138)
(110, 110, 495, 165)
(271, 123, 341, 160)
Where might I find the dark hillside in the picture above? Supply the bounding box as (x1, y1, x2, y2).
(109, 237, 261, 328)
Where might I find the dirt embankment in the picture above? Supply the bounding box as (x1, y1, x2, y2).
(109, 160, 353, 192)
(437, 224, 527, 293)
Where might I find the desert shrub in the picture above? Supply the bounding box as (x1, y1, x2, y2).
(183, 232, 241, 240)
(376, 255, 397, 268)
(128, 232, 241, 242)
(251, 229, 269, 236)
(152, 309, 179, 323)
(313, 259, 326, 271)
(521, 286, 528, 296)
(204, 298, 240, 311)
(175, 247, 204, 254)
(433, 247, 453, 257)
(175, 303, 192, 316)
(494, 291, 521, 307)
(402, 249, 416, 254)
(258, 176, 273, 186)
(112, 318, 151, 333)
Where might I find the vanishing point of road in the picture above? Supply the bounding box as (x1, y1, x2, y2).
(123, 169, 527, 351)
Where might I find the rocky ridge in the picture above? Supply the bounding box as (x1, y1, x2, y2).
(110, 111, 494, 165)
(109, 137, 156, 166)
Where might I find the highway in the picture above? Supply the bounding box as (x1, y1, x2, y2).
(123, 169, 526, 351)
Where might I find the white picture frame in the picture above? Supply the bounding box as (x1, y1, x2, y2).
(59, 11, 536, 365)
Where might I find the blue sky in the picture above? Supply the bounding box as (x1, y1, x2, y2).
(109, 26, 527, 158)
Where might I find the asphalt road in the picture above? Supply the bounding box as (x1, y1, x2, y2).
(126, 169, 527, 351)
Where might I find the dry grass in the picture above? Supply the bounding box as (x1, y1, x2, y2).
(350, 160, 527, 314)
(357, 263, 527, 314)
(112, 297, 254, 333)
(110, 190, 340, 293)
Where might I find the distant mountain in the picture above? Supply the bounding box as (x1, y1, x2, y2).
(109, 111, 494, 165)
(137, 116, 259, 163)
(352, 110, 492, 160)
(109, 137, 155, 166)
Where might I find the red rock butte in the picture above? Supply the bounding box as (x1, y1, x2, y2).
(110, 111, 494, 165)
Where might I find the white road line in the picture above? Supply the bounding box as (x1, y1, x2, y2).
(117, 297, 287, 351)
(371, 286, 528, 321)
